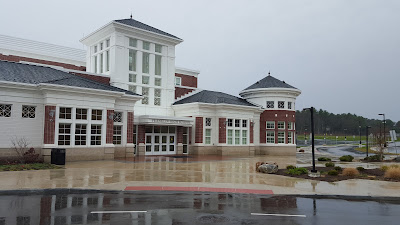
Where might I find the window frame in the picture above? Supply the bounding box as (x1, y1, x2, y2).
(21, 105, 36, 118)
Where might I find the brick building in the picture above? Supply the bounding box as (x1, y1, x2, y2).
(0, 18, 301, 161)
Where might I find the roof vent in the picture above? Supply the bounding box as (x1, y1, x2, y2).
(283, 81, 286, 84)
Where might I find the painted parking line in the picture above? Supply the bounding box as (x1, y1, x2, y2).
(91, 211, 147, 214)
(251, 213, 306, 217)
(125, 186, 273, 194)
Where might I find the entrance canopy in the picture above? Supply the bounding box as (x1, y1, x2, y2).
(137, 115, 194, 127)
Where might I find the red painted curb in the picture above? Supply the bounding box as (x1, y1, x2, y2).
(124, 186, 273, 194)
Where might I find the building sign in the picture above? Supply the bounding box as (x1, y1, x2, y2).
(151, 119, 191, 125)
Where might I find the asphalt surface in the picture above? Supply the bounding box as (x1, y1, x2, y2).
(0, 190, 399, 225)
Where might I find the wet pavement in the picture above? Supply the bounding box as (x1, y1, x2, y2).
(1, 155, 400, 197)
(317, 145, 367, 157)
(0, 191, 399, 225)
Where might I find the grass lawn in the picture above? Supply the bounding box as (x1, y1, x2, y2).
(297, 135, 368, 141)
(0, 163, 62, 172)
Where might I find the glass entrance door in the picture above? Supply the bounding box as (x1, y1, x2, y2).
(144, 126, 176, 155)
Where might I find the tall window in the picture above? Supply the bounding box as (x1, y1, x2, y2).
(155, 78, 162, 86)
(267, 131, 275, 143)
(106, 50, 110, 72)
(0, 104, 12, 117)
(22, 105, 35, 118)
(142, 76, 150, 85)
(58, 124, 71, 145)
(91, 125, 102, 145)
(227, 130, 233, 144)
(75, 124, 87, 145)
(142, 87, 149, 104)
(91, 109, 102, 120)
(242, 130, 248, 145)
(227, 118, 248, 145)
(94, 56, 97, 73)
(205, 129, 211, 144)
(288, 122, 293, 130)
(142, 52, 149, 73)
(154, 89, 161, 106)
(113, 125, 122, 145)
(143, 41, 150, 50)
(288, 132, 293, 144)
(100, 53, 103, 73)
(288, 102, 292, 109)
(267, 101, 274, 108)
(129, 50, 136, 71)
(59, 107, 72, 119)
(155, 44, 162, 53)
(129, 38, 137, 47)
(278, 131, 285, 143)
(129, 74, 136, 83)
(155, 55, 162, 75)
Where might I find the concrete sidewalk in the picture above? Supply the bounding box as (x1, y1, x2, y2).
(0, 156, 399, 197)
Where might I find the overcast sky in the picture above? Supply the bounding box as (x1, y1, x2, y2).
(1, 0, 399, 122)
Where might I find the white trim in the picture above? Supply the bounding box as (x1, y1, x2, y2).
(175, 66, 200, 77)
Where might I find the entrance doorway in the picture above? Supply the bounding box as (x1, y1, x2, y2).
(145, 126, 176, 155)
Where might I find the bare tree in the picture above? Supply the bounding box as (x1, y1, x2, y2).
(374, 134, 386, 161)
(10, 136, 30, 164)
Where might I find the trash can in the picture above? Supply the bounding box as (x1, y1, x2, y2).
(51, 148, 66, 165)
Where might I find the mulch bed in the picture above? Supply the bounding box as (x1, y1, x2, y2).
(275, 166, 399, 182)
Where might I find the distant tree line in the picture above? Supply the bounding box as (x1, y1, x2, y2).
(296, 109, 400, 136)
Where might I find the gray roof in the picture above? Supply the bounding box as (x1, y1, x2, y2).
(0, 60, 139, 96)
(173, 90, 258, 107)
(114, 19, 181, 40)
(243, 74, 298, 91)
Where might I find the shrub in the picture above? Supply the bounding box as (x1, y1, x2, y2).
(364, 155, 384, 162)
(286, 165, 296, 170)
(334, 166, 343, 172)
(381, 165, 389, 171)
(356, 167, 365, 172)
(390, 164, 400, 169)
(339, 155, 354, 162)
(342, 168, 360, 177)
(287, 167, 308, 175)
(328, 170, 339, 176)
(325, 162, 335, 167)
(318, 157, 331, 161)
(384, 168, 400, 180)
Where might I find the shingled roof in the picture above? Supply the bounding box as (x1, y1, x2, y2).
(0, 60, 139, 96)
(173, 90, 258, 107)
(243, 73, 298, 91)
(115, 18, 182, 40)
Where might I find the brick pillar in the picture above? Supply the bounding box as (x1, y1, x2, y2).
(177, 126, 183, 143)
(138, 125, 146, 143)
(219, 118, 226, 143)
(44, 105, 56, 144)
(275, 121, 278, 144)
(259, 114, 266, 144)
(106, 110, 114, 144)
(127, 111, 134, 144)
(195, 117, 203, 143)
(250, 120, 254, 144)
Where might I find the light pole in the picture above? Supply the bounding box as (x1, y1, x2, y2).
(304, 128, 307, 145)
(366, 126, 371, 157)
(379, 113, 386, 147)
(344, 128, 347, 144)
(305, 107, 316, 173)
(359, 124, 362, 148)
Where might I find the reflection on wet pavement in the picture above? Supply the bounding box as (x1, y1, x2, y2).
(1, 191, 399, 225)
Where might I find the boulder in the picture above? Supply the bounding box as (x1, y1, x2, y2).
(258, 163, 279, 174)
(394, 157, 400, 162)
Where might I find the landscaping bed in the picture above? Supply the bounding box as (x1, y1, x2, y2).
(275, 166, 399, 182)
(0, 163, 62, 172)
